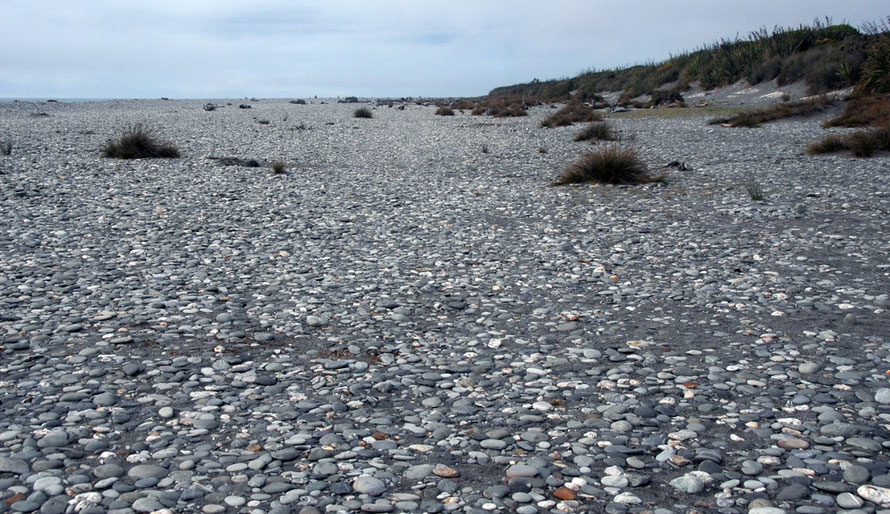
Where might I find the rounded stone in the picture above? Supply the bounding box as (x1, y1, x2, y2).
(505, 464, 538, 478)
(836, 492, 864, 509)
(132, 497, 165, 512)
(669, 474, 704, 494)
(127, 464, 168, 479)
(875, 388, 890, 404)
(353, 476, 386, 496)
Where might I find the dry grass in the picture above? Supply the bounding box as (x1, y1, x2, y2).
(708, 96, 834, 127)
(435, 106, 455, 116)
(824, 94, 890, 127)
(102, 123, 180, 159)
(806, 134, 847, 154)
(553, 146, 663, 185)
(807, 125, 890, 156)
(573, 122, 615, 142)
(542, 102, 602, 128)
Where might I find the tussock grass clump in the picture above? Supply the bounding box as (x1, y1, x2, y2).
(487, 101, 528, 117)
(806, 134, 847, 154)
(435, 106, 455, 116)
(825, 94, 890, 127)
(573, 122, 615, 142)
(541, 102, 602, 128)
(744, 181, 765, 201)
(102, 123, 180, 159)
(353, 108, 373, 118)
(271, 161, 287, 174)
(553, 146, 662, 185)
(807, 126, 890, 156)
(709, 96, 834, 127)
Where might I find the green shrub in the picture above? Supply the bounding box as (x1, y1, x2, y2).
(553, 146, 661, 185)
(435, 106, 455, 116)
(573, 122, 615, 142)
(271, 161, 287, 174)
(354, 108, 373, 118)
(102, 123, 180, 159)
(855, 34, 890, 95)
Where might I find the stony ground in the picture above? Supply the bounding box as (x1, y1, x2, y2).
(0, 98, 889, 514)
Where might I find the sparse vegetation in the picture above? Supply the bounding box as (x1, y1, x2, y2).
(744, 181, 765, 201)
(271, 161, 287, 174)
(435, 106, 455, 116)
(354, 108, 373, 119)
(649, 90, 685, 106)
(481, 144, 489, 154)
(573, 122, 615, 142)
(541, 101, 602, 128)
(209, 156, 261, 168)
(486, 19, 888, 105)
(807, 126, 890, 156)
(552, 146, 663, 185)
(102, 123, 180, 159)
(1, 140, 11, 156)
(709, 96, 834, 127)
(824, 94, 890, 127)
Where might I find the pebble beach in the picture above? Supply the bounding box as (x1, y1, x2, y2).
(1, 98, 889, 514)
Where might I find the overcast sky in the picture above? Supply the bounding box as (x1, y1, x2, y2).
(1, 1, 886, 99)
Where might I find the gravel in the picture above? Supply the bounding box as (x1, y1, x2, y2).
(1, 97, 889, 513)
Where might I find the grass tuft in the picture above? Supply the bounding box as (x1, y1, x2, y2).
(271, 161, 287, 174)
(541, 101, 602, 128)
(806, 134, 847, 153)
(824, 94, 890, 127)
(1, 140, 11, 156)
(807, 125, 890, 156)
(552, 146, 661, 185)
(435, 106, 455, 116)
(353, 108, 373, 118)
(709, 96, 833, 127)
(102, 123, 180, 159)
(744, 181, 765, 201)
(573, 122, 615, 142)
